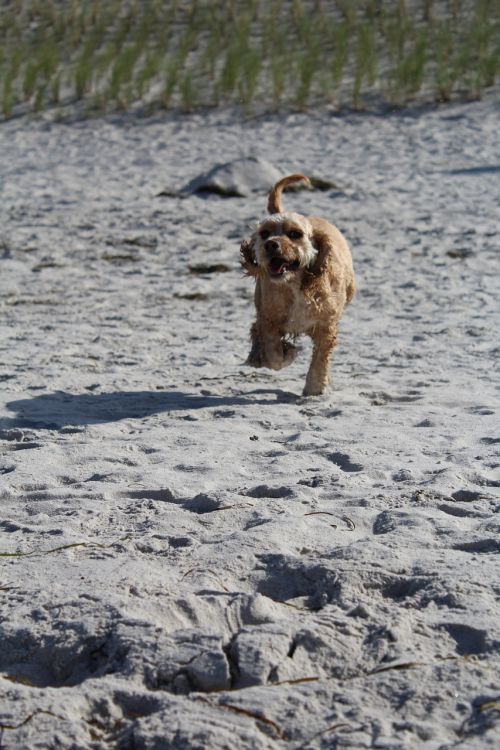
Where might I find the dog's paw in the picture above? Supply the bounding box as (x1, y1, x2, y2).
(303, 381, 328, 397)
(245, 343, 264, 368)
(246, 355, 264, 369)
(246, 339, 299, 371)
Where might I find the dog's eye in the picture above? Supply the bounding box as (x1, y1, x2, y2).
(288, 230, 303, 240)
(260, 229, 270, 240)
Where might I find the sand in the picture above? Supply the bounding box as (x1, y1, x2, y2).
(0, 96, 499, 749)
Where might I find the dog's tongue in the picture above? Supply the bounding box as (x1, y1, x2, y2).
(270, 257, 287, 275)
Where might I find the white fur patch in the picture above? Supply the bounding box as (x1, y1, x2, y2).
(264, 213, 288, 224)
(301, 238, 318, 266)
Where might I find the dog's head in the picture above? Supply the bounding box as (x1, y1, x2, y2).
(240, 174, 328, 284)
(246, 211, 317, 283)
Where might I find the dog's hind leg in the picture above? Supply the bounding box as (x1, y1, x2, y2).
(282, 337, 300, 366)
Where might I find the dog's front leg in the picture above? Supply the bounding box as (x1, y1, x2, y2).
(303, 325, 338, 396)
(246, 322, 264, 367)
(246, 320, 290, 370)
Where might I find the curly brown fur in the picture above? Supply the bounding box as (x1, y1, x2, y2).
(240, 174, 355, 396)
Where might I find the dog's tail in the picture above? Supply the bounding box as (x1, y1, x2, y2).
(267, 173, 311, 214)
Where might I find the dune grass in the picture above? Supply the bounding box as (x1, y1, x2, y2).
(0, 0, 499, 118)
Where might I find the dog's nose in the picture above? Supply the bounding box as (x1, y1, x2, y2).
(265, 240, 280, 256)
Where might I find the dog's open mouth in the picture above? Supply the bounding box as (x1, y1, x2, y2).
(268, 257, 300, 277)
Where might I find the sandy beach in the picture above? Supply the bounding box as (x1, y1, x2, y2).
(0, 96, 499, 748)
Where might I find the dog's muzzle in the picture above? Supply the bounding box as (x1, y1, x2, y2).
(265, 240, 280, 257)
(265, 240, 300, 277)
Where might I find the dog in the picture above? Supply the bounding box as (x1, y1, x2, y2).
(240, 174, 355, 396)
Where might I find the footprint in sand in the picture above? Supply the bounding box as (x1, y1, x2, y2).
(244, 485, 295, 499)
(326, 452, 363, 473)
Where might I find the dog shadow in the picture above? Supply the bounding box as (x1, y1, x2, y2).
(1, 388, 298, 430)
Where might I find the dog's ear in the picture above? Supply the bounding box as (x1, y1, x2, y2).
(301, 229, 332, 294)
(240, 238, 259, 277)
(308, 228, 331, 277)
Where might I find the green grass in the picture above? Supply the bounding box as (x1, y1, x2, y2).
(0, 0, 499, 118)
